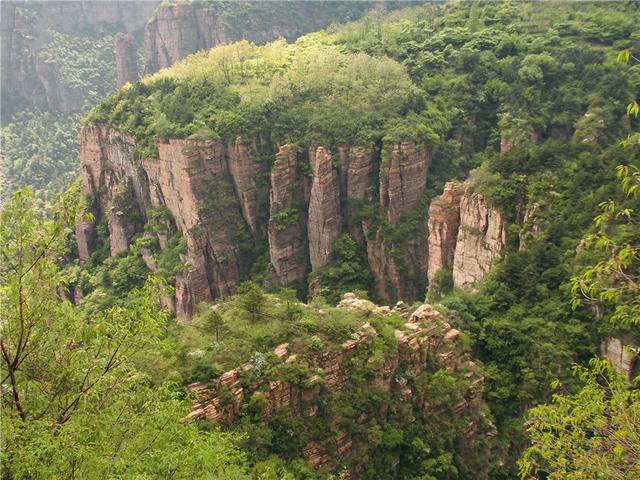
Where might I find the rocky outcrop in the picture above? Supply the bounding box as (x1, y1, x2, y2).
(426, 181, 508, 290)
(344, 145, 376, 244)
(452, 185, 507, 288)
(145, 139, 247, 314)
(379, 141, 430, 224)
(143, 1, 372, 74)
(601, 337, 637, 380)
(114, 32, 138, 88)
(77, 125, 252, 316)
(307, 146, 341, 271)
(267, 145, 309, 285)
(427, 181, 463, 283)
(227, 137, 267, 235)
(518, 202, 541, 251)
(188, 294, 488, 474)
(76, 125, 148, 260)
(367, 141, 430, 300)
(1, 1, 157, 117)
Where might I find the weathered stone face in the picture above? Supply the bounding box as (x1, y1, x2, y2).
(114, 32, 138, 88)
(426, 181, 507, 290)
(267, 144, 309, 285)
(601, 337, 638, 380)
(307, 146, 341, 271)
(187, 294, 488, 475)
(452, 184, 507, 288)
(427, 181, 463, 283)
(227, 136, 267, 236)
(379, 141, 430, 224)
(367, 141, 430, 301)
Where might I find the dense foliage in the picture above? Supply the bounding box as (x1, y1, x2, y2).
(0, 110, 81, 202)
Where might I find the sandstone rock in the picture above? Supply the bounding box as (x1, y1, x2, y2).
(188, 295, 486, 474)
(227, 136, 267, 235)
(145, 139, 247, 312)
(267, 145, 309, 284)
(367, 141, 430, 301)
(427, 181, 463, 283)
(452, 184, 507, 288)
(601, 337, 637, 379)
(379, 141, 429, 224)
(76, 125, 149, 259)
(143, 2, 369, 74)
(1, 1, 156, 115)
(308, 146, 341, 271)
(114, 32, 138, 88)
(344, 145, 376, 243)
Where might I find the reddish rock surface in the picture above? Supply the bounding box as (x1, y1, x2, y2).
(267, 144, 309, 285)
(227, 137, 267, 235)
(366, 141, 430, 301)
(427, 181, 463, 283)
(379, 141, 429, 224)
(114, 32, 138, 88)
(308, 146, 341, 271)
(452, 184, 507, 288)
(188, 296, 487, 474)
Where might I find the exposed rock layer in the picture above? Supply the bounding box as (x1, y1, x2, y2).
(188, 295, 488, 475)
(114, 32, 139, 88)
(427, 181, 507, 289)
(143, 1, 373, 73)
(308, 146, 341, 271)
(427, 181, 463, 283)
(452, 185, 508, 288)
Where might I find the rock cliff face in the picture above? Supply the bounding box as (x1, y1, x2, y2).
(452, 185, 508, 288)
(427, 181, 463, 283)
(367, 142, 430, 300)
(77, 125, 252, 315)
(426, 181, 507, 289)
(143, 1, 372, 74)
(1, 1, 157, 117)
(78, 128, 443, 312)
(308, 146, 341, 271)
(114, 32, 139, 88)
(601, 337, 638, 380)
(268, 145, 309, 285)
(188, 295, 489, 475)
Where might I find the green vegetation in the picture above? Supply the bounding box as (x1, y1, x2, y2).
(0, 188, 251, 479)
(0, 110, 81, 201)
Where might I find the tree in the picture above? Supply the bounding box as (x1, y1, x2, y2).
(237, 281, 266, 323)
(519, 359, 640, 480)
(0, 187, 250, 478)
(197, 302, 226, 341)
(520, 89, 640, 478)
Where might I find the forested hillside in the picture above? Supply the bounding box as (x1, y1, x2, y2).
(1, 1, 639, 479)
(0, 0, 385, 201)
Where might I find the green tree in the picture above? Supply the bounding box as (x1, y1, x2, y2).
(0, 187, 250, 478)
(237, 281, 267, 323)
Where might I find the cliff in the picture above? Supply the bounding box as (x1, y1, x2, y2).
(77, 124, 437, 313)
(1, 1, 157, 117)
(188, 293, 491, 476)
(114, 32, 139, 88)
(143, 1, 373, 73)
(366, 142, 430, 301)
(427, 181, 507, 290)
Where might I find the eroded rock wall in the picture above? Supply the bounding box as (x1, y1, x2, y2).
(367, 141, 430, 300)
(452, 184, 508, 288)
(427, 181, 463, 283)
(308, 146, 342, 271)
(267, 145, 310, 285)
(114, 32, 138, 88)
(188, 295, 488, 475)
(426, 181, 507, 290)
